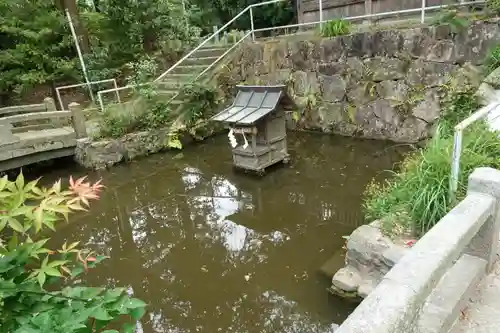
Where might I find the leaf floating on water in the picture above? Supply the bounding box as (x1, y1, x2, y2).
(173, 153, 184, 160)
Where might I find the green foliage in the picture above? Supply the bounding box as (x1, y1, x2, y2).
(484, 45, 500, 75)
(363, 89, 500, 236)
(0, 0, 78, 102)
(188, 0, 294, 35)
(320, 19, 351, 38)
(430, 9, 470, 33)
(0, 0, 202, 104)
(0, 173, 146, 333)
(97, 81, 218, 139)
(178, 82, 219, 127)
(487, 0, 500, 15)
(81, 0, 201, 80)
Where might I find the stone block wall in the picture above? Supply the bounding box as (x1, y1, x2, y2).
(223, 20, 500, 142)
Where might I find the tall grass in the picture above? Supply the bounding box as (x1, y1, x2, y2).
(320, 19, 351, 37)
(363, 90, 500, 236)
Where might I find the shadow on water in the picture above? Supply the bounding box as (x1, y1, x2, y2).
(27, 132, 408, 333)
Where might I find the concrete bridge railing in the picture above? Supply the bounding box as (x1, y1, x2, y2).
(336, 167, 500, 333)
(0, 98, 87, 172)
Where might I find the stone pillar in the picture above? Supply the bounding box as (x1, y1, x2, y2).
(43, 97, 57, 112)
(43, 96, 65, 127)
(466, 167, 500, 273)
(69, 102, 87, 138)
(364, 0, 373, 24)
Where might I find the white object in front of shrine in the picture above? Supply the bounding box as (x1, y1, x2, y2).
(228, 128, 249, 149)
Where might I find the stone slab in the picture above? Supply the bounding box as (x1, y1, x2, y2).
(451, 237, 500, 333)
(417, 254, 487, 333)
(319, 249, 346, 279)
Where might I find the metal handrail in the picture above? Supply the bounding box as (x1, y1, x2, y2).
(56, 78, 120, 111)
(449, 102, 500, 202)
(97, 0, 486, 111)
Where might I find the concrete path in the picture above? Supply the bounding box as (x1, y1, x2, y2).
(451, 240, 500, 333)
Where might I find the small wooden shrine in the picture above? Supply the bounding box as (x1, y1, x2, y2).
(211, 85, 289, 173)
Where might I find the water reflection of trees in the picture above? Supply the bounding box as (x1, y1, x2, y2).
(58, 141, 398, 332)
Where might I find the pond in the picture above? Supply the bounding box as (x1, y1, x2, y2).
(42, 132, 407, 333)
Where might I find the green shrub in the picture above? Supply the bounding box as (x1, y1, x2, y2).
(363, 90, 500, 236)
(178, 82, 219, 126)
(97, 82, 218, 139)
(98, 108, 140, 138)
(320, 19, 351, 37)
(0, 173, 146, 332)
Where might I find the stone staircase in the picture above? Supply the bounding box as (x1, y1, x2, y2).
(153, 44, 231, 103)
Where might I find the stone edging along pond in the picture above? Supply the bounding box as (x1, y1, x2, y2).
(327, 220, 414, 301)
(75, 124, 223, 170)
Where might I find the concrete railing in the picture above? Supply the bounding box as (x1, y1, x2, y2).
(336, 167, 500, 333)
(0, 98, 87, 141)
(0, 97, 56, 117)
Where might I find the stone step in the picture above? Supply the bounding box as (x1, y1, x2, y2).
(155, 81, 182, 90)
(171, 65, 209, 75)
(184, 56, 220, 66)
(192, 46, 228, 58)
(417, 254, 486, 333)
(156, 90, 177, 97)
(167, 73, 193, 80)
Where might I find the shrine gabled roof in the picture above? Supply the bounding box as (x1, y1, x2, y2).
(211, 85, 286, 125)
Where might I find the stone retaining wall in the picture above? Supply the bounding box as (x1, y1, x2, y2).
(223, 20, 500, 142)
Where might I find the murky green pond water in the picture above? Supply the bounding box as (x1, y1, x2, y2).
(41, 132, 406, 333)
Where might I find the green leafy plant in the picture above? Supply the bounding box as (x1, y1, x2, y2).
(430, 9, 469, 33)
(320, 19, 351, 38)
(0, 173, 146, 333)
(292, 90, 318, 126)
(178, 82, 219, 127)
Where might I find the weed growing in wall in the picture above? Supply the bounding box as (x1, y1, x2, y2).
(320, 19, 351, 38)
(430, 9, 470, 33)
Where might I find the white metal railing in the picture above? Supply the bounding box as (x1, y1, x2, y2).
(449, 102, 500, 201)
(96, 0, 486, 111)
(55, 79, 121, 111)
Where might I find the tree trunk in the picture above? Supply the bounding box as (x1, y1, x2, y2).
(142, 30, 157, 53)
(56, 0, 91, 54)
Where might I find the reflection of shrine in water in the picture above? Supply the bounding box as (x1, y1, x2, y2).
(52, 133, 407, 333)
